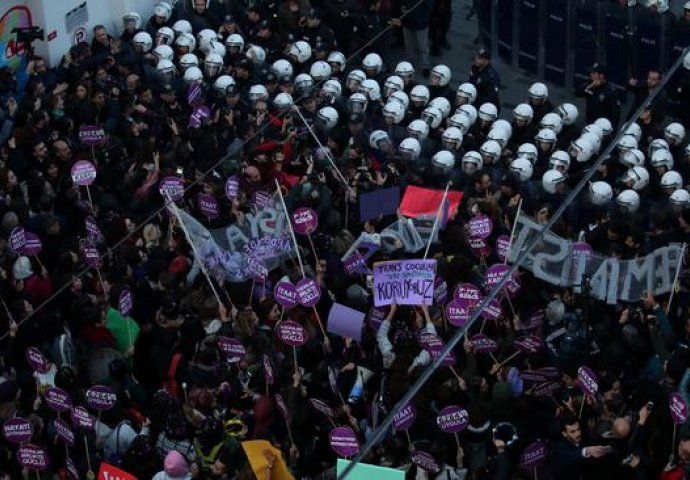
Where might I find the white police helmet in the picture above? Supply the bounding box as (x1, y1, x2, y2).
(462, 151, 483, 174)
(327, 51, 346, 70)
(407, 119, 430, 141)
(346, 69, 366, 91)
(540, 113, 563, 134)
(289, 41, 312, 63)
(172, 19, 192, 37)
(589, 181, 613, 205)
(153, 1, 173, 21)
(487, 125, 511, 149)
(175, 33, 196, 52)
(448, 113, 472, 133)
(273, 92, 294, 111)
(661, 170, 683, 190)
(430, 64, 452, 87)
(432, 150, 456, 171)
(183, 66, 203, 84)
(648, 138, 669, 158)
(410, 85, 431, 107)
(620, 148, 645, 168)
(383, 101, 405, 124)
(248, 84, 269, 103)
(321, 79, 342, 100)
(197, 29, 218, 54)
(272, 59, 293, 78)
(310, 61, 332, 82)
(213, 75, 236, 96)
(317, 106, 339, 130)
(513, 103, 534, 124)
(670, 189, 690, 207)
(528, 82, 548, 101)
(479, 140, 502, 163)
(617, 134, 638, 152)
(123, 12, 142, 30)
(542, 169, 566, 194)
(246, 44, 266, 63)
(624, 166, 650, 191)
(478, 103, 498, 123)
(665, 122, 686, 146)
(226, 34, 245, 50)
(153, 44, 174, 62)
(536, 128, 557, 145)
(383, 76, 404, 98)
(359, 79, 381, 101)
(650, 149, 674, 170)
(456, 83, 478, 105)
(179, 53, 199, 71)
(295, 73, 314, 96)
(517, 143, 538, 164)
(549, 150, 571, 171)
(370, 130, 391, 150)
(616, 189, 640, 212)
(429, 97, 452, 118)
(362, 53, 383, 75)
(594, 117, 613, 136)
(133, 32, 153, 52)
(399, 137, 422, 160)
(389, 91, 410, 110)
(442, 127, 463, 150)
(395, 61, 415, 79)
(625, 122, 643, 142)
(156, 27, 175, 46)
(204, 52, 224, 77)
(510, 157, 534, 182)
(557, 103, 579, 126)
(457, 104, 478, 125)
(348, 92, 368, 113)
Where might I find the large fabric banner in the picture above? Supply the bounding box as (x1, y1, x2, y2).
(509, 215, 683, 304)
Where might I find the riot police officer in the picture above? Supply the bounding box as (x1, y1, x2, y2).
(575, 63, 621, 129)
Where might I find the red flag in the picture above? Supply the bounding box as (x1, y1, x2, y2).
(399, 186, 463, 222)
(97, 463, 137, 480)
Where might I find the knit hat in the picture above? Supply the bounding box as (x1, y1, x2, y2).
(163, 451, 191, 480)
(12, 256, 33, 280)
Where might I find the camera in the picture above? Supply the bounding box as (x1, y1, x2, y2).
(12, 26, 44, 44)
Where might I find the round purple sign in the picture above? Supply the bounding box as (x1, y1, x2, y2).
(520, 441, 547, 470)
(276, 320, 307, 347)
(225, 176, 239, 201)
(70, 160, 97, 186)
(118, 289, 133, 317)
(454, 283, 482, 307)
(436, 405, 469, 433)
(85, 216, 101, 241)
(468, 214, 493, 239)
(17, 444, 49, 471)
(189, 105, 210, 128)
(577, 366, 598, 396)
(274, 280, 299, 309)
(496, 234, 511, 262)
(514, 335, 544, 354)
(411, 451, 441, 474)
(70, 406, 95, 430)
(481, 299, 503, 321)
(296, 278, 321, 307)
(470, 334, 498, 353)
(670, 392, 689, 425)
(44, 387, 72, 413)
(292, 208, 318, 235)
(485, 264, 511, 290)
(533, 381, 560, 397)
(25, 347, 50, 373)
(82, 243, 102, 269)
(218, 336, 247, 363)
(418, 332, 444, 352)
(309, 398, 334, 418)
(9, 226, 26, 252)
(85, 385, 117, 411)
(392, 403, 417, 430)
(329, 426, 360, 457)
(3, 417, 33, 444)
(252, 190, 275, 210)
(20, 232, 42, 256)
(468, 236, 492, 258)
(198, 193, 220, 219)
(159, 176, 185, 202)
(54, 418, 75, 446)
(446, 300, 470, 328)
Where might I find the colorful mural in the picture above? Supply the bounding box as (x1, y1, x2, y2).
(0, 5, 33, 70)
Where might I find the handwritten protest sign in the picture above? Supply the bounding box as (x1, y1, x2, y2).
(372, 259, 436, 307)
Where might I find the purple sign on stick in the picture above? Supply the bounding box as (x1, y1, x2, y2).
(82, 242, 102, 269)
(533, 381, 560, 397)
(25, 347, 50, 373)
(454, 283, 482, 306)
(309, 398, 334, 418)
(485, 264, 511, 290)
(218, 337, 247, 363)
(274, 280, 299, 309)
(434, 277, 448, 305)
(292, 208, 318, 235)
(118, 289, 133, 317)
(78, 125, 106, 146)
(44, 387, 72, 413)
(496, 235, 511, 262)
(411, 451, 441, 474)
(520, 441, 548, 471)
(275, 394, 290, 420)
(70, 160, 97, 186)
(20, 232, 42, 256)
(159, 176, 185, 202)
(514, 335, 544, 354)
(469, 236, 492, 258)
(225, 176, 239, 201)
(392, 403, 417, 430)
(520, 370, 548, 384)
(85, 385, 117, 411)
(187, 84, 202, 105)
(70, 406, 95, 430)
(252, 190, 275, 210)
(3, 417, 33, 444)
(198, 194, 220, 219)
(189, 105, 210, 128)
(670, 392, 689, 425)
(329, 426, 359, 456)
(85, 216, 101, 241)
(263, 355, 275, 385)
(572, 241, 593, 268)
(17, 444, 49, 471)
(446, 300, 470, 328)
(577, 366, 598, 396)
(470, 334, 498, 353)
(276, 320, 307, 346)
(468, 214, 493, 239)
(344, 251, 365, 276)
(296, 278, 321, 307)
(481, 299, 503, 321)
(9, 226, 26, 252)
(368, 306, 387, 332)
(436, 406, 469, 433)
(54, 418, 75, 446)
(418, 332, 444, 352)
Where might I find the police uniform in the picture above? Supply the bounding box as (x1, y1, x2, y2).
(468, 49, 500, 109)
(575, 64, 621, 128)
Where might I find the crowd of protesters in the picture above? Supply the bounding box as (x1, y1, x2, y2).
(4, 0, 690, 479)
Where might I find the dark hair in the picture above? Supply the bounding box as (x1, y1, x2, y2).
(560, 414, 580, 431)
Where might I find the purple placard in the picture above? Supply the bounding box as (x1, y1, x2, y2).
(252, 190, 275, 210)
(469, 236, 492, 258)
(54, 418, 75, 446)
(292, 208, 318, 235)
(485, 264, 511, 290)
(159, 176, 185, 202)
(274, 281, 299, 309)
(572, 241, 593, 269)
(85, 385, 117, 411)
(344, 251, 365, 276)
(85, 216, 101, 241)
(329, 426, 359, 457)
(520, 441, 548, 471)
(44, 387, 72, 412)
(276, 320, 307, 346)
(434, 277, 448, 305)
(524, 310, 545, 330)
(275, 394, 290, 420)
(78, 125, 106, 146)
(454, 283, 482, 306)
(66, 458, 79, 480)
(82, 243, 102, 269)
(263, 355, 275, 385)
(9, 226, 26, 252)
(481, 299, 503, 321)
(25, 347, 49, 373)
(538, 367, 562, 381)
(372, 259, 436, 307)
(496, 235, 511, 262)
(327, 303, 365, 342)
(198, 194, 220, 219)
(218, 336, 247, 363)
(20, 232, 42, 256)
(350, 241, 380, 275)
(436, 405, 469, 433)
(670, 392, 689, 425)
(470, 334, 498, 353)
(3, 417, 33, 444)
(411, 451, 441, 474)
(189, 105, 211, 128)
(17, 444, 49, 471)
(187, 84, 202, 105)
(533, 381, 560, 397)
(118, 289, 133, 317)
(520, 370, 548, 383)
(296, 278, 321, 307)
(359, 186, 400, 222)
(309, 398, 333, 418)
(468, 214, 493, 239)
(577, 366, 598, 396)
(392, 403, 417, 430)
(446, 300, 470, 328)
(70, 160, 97, 186)
(431, 347, 457, 367)
(225, 176, 239, 201)
(514, 335, 544, 354)
(70, 406, 95, 430)
(368, 306, 387, 332)
(418, 332, 444, 352)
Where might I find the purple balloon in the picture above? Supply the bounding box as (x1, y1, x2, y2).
(470, 334, 498, 353)
(20, 232, 42, 257)
(670, 392, 689, 425)
(70, 160, 97, 186)
(330, 426, 360, 456)
(411, 451, 441, 474)
(85, 385, 117, 411)
(225, 176, 239, 201)
(276, 320, 307, 346)
(275, 394, 290, 420)
(44, 387, 72, 412)
(436, 405, 469, 433)
(496, 235, 511, 262)
(9, 226, 26, 252)
(78, 125, 106, 146)
(514, 335, 544, 354)
(218, 337, 247, 363)
(468, 214, 493, 239)
(70, 406, 95, 430)
(54, 418, 75, 446)
(198, 193, 220, 219)
(481, 299, 503, 321)
(252, 190, 275, 210)
(25, 347, 50, 373)
(263, 355, 275, 385)
(274, 280, 299, 309)
(118, 289, 133, 317)
(434, 277, 448, 305)
(309, 398, 334, 418)
(17, 444, 49, 471)
(159, 176, 186, 202)
(392, 403, 417, 430)
(520, 441, 548, 470)
(3, 417, 33, 444)
(469, 236, 492, 258)
(577, 366, 598, 396)
(446, 300, 470, 328)
(296, 278, 321, 307)
(292, 208, 319, 235)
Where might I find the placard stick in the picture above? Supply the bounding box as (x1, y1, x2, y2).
(578, 395, 586, 419)
(449, 366, 463, 383)
(84, 435, 92, 472)
(497, 350, 521, 367)
(285, 418, 295, 445)
(312, 306, 327, 338)
(503, 199, 523, 265)
(667, 242, 686, 315)
(405, 430, 412, 450)
(292, 346, 299, 374)
(275, 180, 305, 277)
(249, 280, 255, 305)
(424, 182, 452, 260)
(672, 423, 678, 456)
